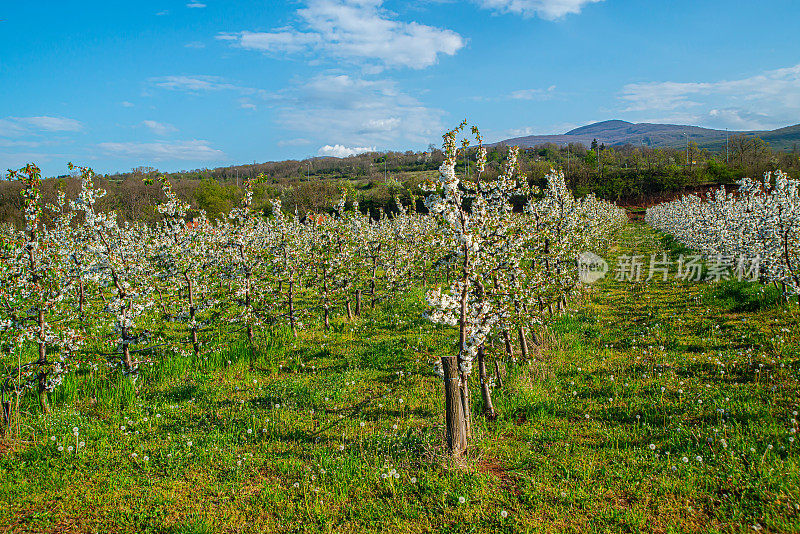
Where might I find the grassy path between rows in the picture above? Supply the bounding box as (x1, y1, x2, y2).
(1, 221, 799, 533)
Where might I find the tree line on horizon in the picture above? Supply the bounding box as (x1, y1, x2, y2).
(0, 134, 797, 227)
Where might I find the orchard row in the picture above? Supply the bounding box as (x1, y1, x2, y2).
(1, 124, 627, 454)
(646, 170, 800, 300)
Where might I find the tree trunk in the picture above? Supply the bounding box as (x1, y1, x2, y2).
(494, 359, 504, 389)
(477, 346, 497, 419)
(518, 327, 529, 360)
(323, 268, 330, 330)
(288, 279, 297, 337)
(346, 299, 353, 321)
(122, 326, 134, 375)
(37, 372, 49, 414)
(445, 255, 471, 457)
(461, 375, 472, 439)
(188, 279, 199, 357)
(457, 275, 472, 442)
(1, 400, 10, 433)
(502, 329, 513, 356)
(530, 327, 540, 346)
(245, 269, 254, 344)
(443, 356, 467, 456)
(370, 258, 377, 308)
(78, 279, 85, 323)
(355, 289, 361, 317)
(37, 309, 49, 414)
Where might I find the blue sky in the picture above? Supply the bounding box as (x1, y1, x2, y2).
(1, 0, 799, 176)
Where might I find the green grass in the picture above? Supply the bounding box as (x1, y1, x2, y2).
(1, 223, 799, 533)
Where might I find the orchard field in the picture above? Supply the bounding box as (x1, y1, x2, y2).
(1, 126, 799, 533)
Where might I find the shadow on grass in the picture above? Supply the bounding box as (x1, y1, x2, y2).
(160, 383, 198, 404)
(707, 280, 782, 313)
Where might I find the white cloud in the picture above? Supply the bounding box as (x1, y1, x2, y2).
(186, 3, 206, 8)
(620, 63, 800, 130)
(238, 98, 257, 110)
(621, 82, 708, 112)
(151, 75, 238, 92)
(98, 140, 225, 161)
(16, 116, 84, 132)
(706, 108, 777, 131)
(156, 10, 169, 16)
(0, 116, 84, 138)
(184, 41, 206, 49)
(470, 85, 557, 102)
(141, 120, 178, 136)
(217, 0, 465, 69)
(479, 0, 603, 20)
(361, 117, 401, 132)
(276, 73, 444, 147)
(0, 139, 44, 148)
(0, 152, 62, 170)
(121, 101, 135, 107)
(509, 85, 556, 100)
(0, 119, 27, 137)
(220, 30, 321, 54)
(504, 126, 536, 137)
(150, 75, 270, 98)
(278, 138, 312, 147)
(318, 144, 375, 157)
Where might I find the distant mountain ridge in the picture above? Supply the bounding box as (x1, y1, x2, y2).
(494, 120, 800, 151)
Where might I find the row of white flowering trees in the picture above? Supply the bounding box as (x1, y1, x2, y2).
(424, 123, 627, 455)
(645, 171, 800, 300)
(0, 164, 443, 418)
(1, 124, 627, 455)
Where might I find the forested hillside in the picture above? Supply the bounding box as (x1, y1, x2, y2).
(1, 137, 798, 226)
